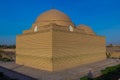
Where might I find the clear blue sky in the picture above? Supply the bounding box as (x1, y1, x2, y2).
(0, 0, 120, 45)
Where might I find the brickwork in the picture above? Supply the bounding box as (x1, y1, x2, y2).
(16, 31, 53, 71)
(111, 52, 120, 57)
(52, 30, 106, 71)
(107, 46, 120, 58)
(16, 9, 106, 71)
(16, 29, 106, 71)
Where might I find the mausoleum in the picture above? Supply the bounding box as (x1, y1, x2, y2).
(16, 9, 106, 71)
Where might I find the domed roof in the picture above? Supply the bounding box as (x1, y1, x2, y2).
(35, 9, 74, 27)
(77, 25, 96, 35)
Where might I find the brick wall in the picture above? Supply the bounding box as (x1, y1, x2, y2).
(16, 29, 106, 71)
(16, 30, 53, 71)
(52, 30, 106, 71)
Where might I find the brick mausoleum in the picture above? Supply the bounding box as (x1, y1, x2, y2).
(16, 9, 106, 71)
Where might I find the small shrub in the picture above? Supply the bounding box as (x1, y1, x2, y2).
(0, 58, 11, 62)
(101, 64, 120, 75)
(80, 76, 92, 80)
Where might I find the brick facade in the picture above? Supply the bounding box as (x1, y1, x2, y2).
(16, 9, 106, 71)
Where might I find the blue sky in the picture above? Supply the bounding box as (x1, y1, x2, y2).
(0, 0, 120, 45)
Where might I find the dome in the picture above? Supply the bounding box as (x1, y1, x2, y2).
(35, 9, 74, 27)
(77, 25, 96, 35)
